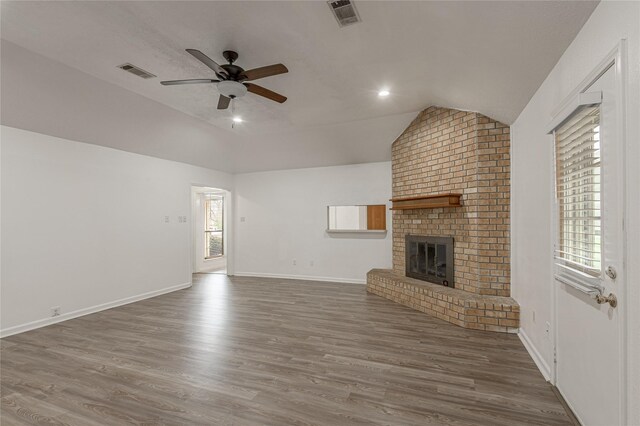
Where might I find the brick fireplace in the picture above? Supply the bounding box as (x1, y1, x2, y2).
(367, 106, 520, 333)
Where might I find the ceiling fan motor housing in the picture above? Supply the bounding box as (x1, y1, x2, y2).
(217, 80, 248, 99)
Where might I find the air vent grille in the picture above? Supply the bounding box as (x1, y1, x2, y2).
(328, 0, 361, 27)
(117, 63, 156, 79)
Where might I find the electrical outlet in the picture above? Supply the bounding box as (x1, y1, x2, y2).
(240, 217, 246, 222)
(310, 260, 314, 267)
(164, 216, 170, 223)
(51, 306, 61, 317)
(293, 259, 297, 266)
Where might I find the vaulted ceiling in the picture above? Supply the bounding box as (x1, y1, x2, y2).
(1, 1, 597, 172)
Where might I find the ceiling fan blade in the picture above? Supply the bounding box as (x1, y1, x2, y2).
(160, 79, 219, 86)
(217, 95, 231, 110)
(186, 49, 229, 78)
(244, 83, 287, 103)
(241, 64, 288, 81)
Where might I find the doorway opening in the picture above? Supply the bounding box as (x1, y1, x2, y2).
(192, 186, 229, 274)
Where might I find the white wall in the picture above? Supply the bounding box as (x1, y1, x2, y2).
(510, 2, 640, 424)
(234, 162, 392, 283)
(0, 126, 233, 336)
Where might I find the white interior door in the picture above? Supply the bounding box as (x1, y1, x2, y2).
(554, 64, 625, 425)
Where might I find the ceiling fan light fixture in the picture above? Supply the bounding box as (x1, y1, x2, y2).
(217, 80, 248, 98)
(162, 49, 288, 110)
(378, 89, 390, 98)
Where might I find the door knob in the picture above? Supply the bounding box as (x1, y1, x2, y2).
(594, 292, 617, 308)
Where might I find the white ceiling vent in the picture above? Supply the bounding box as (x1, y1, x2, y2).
(328, 0, 361, 27)
(117, 63, 156, 79)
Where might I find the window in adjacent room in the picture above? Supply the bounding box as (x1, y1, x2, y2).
(204, 194, 224, 258)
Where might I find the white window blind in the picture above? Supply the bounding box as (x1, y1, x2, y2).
(554, 105, 602, 279)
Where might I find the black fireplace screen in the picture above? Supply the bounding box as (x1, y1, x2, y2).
(405, 235, 454, 287)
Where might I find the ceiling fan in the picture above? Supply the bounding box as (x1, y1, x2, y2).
(161, 49, 288, 110)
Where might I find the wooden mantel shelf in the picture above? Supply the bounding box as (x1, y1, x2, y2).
(390, 193, 462, 210)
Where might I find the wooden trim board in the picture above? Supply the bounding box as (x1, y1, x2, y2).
(390, 193, 462, 210)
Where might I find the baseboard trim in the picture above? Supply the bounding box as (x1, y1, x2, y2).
(0, 282, 192, 338)
(233, 272, 366, 285)
(518, 328, 552, 381)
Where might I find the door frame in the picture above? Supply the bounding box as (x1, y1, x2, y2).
(190, 184, 233, 275)
(549, 40, 629, 423)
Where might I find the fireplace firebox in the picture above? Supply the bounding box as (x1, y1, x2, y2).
(405, 235, 454, 287)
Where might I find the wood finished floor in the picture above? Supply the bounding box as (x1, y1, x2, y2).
(0, 274, 571, 425)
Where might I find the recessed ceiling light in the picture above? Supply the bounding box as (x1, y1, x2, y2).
(232, 116, 243, 123)
(378, 89, 390, 98)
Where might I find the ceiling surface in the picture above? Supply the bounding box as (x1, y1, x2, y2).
(1, 1, 598, 172)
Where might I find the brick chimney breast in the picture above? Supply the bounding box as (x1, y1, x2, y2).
(391, 107, 511, 296)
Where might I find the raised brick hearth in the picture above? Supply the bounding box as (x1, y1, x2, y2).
(367, 269, 519, 333)
(367, 106, 519, 332)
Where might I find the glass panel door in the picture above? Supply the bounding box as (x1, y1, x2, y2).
(436, 244, 447, 278)
(426, 243, 436, 277)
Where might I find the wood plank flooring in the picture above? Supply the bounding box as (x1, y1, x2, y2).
(0, 274, 571, 425)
